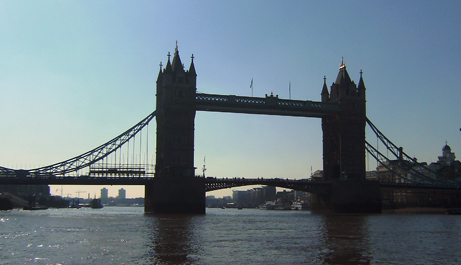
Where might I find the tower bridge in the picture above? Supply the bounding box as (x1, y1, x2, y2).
(2, 46, 460, 213)
(150, 46, 376, 214)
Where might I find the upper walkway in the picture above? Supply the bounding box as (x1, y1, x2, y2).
(196, 93, 341, 117)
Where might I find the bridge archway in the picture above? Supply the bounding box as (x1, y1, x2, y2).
(195, 112, 322, 180)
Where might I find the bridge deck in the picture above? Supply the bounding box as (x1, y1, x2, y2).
(0, 176, 154, 185)
(0, 175, 459, 192)
(196, 93, 341, 117)
(89, 168, 146, 176)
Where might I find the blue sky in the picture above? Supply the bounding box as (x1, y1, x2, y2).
(1, 1, 460, 198)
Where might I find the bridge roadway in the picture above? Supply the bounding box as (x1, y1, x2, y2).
(0, 174, 460, 193)
(0, 175, 331, 194)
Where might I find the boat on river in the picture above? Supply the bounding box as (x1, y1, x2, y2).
(259, 201, 275, 210)
(291, 201, 303, 210)
(23, 205, 48, 211)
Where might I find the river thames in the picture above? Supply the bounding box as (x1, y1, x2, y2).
(1, 207, 460, 264)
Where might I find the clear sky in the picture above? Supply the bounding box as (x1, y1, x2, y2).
(1, 1, 460, 199)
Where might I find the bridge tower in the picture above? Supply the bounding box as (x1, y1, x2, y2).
(145, 45, 205, 214)
(315, 59, 381, 213)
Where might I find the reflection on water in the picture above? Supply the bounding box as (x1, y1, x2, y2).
(145, 214, 200, 264)
(143, 210, 374, 264)
(1, 207, 461, 264)
(319, 214, 372, 264)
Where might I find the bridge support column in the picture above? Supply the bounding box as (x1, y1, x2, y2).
(311, 179, 381, 213)
(318, 60, 381, 213)
(144, 182, 154, 213)
(148, 176, 205, 214)
(152, 46, 203, 214)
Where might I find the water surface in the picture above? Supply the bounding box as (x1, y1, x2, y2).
(1, 207, 460, 264)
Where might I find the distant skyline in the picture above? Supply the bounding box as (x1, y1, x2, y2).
(1, 1, 460, 198)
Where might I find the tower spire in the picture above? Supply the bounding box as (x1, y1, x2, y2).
(321, 76, 329, 102)
(358, 69, 366, 98)
(339, 57, 346, 70)
(335, 57, 352, 87)
(164, 52, 172, 73)
(172, 43, 183, 72)
(156, 61, 164, 83)
(189, 54, 196, 77)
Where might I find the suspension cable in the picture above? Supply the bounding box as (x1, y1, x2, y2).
(23, 107, 162, 176)
(366, 141, 436, 183)
(146, 124, 149, 171)
(366, 118, 458, 183)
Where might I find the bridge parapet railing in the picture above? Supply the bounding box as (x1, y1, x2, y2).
(203, 176, 330, 184)
(196, 94, 265, 105)
(196, 93, 340, 112)
(277, 99, 339, 111)
(203, 177, 332, 194)
(196, 94, 230, 102)
(88, 163, 154, 177)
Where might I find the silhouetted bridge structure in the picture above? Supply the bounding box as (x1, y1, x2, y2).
(1, 173, 460, 193)
(2, 47, 460, 213)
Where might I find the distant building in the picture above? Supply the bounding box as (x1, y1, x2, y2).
(374, 143, 461, 184)
(0, 185, 50, 201)
(232, 190, 247, 207)
(117, 188, 126, 200)
(206, 195, 233, 208)
(100, 188, 108, 204)
(293, 190, 310, 203)
(262, 186, 276, 202)
(276, 190, 295, 201)
(370, 143, 461, 208)
(230, 186, 278, 208)
(375, 160, 424, 184)
(428, 143, 461, 181)
(311, 170, 324, 181)
(437, 143, 456, 165)
(366, 171, 377, 181)
(0, 185, 71, 208)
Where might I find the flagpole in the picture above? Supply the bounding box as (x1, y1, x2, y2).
(250, 78, 253, 97)
(289, 81, 291, 99)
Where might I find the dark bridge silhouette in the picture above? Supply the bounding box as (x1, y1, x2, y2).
(1, 46, 460, 213)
